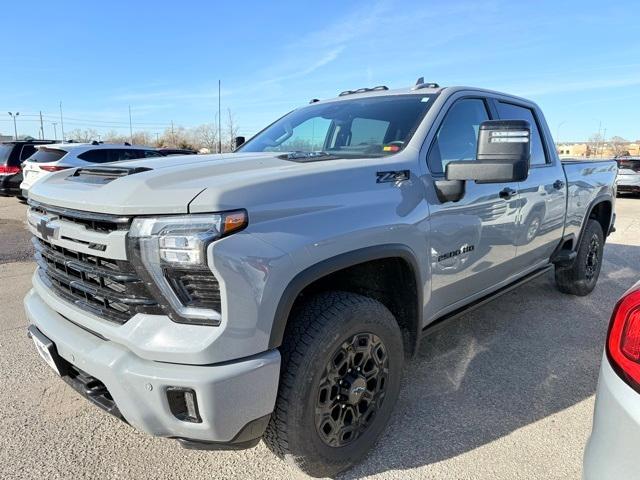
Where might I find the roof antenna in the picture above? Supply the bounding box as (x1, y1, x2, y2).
(415, 76, 424, 85)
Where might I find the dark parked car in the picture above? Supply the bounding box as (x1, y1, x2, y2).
(0, 140, 56, 197)
(157, 148, 198, 156)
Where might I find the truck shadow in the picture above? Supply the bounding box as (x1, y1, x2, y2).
(341, 242, 639, 479)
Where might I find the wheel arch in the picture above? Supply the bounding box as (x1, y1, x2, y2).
(268, 244, 424, 357)
(576, 194, 613, 248)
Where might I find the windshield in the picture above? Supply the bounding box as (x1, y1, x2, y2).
(617, 159, 640, 172)
(239, 94, 436, 160)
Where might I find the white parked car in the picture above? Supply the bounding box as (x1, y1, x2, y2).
(615, 157, 640, 196)
(20, 142, 163, 197)
(584, 281, 640, 479)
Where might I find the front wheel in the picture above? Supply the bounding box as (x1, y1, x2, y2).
(555, 218, 604, 296)
(263, 291, 404, 477)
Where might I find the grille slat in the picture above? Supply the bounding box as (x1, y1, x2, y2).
(29, 199, 130, 233)
(34, 237, 160, 323)
(164, 268, 222, 311)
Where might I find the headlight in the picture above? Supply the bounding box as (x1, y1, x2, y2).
(127, 210, 247, 325)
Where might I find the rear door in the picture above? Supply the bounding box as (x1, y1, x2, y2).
(426, 96, 521, 317)
(493, 100, 566, 268)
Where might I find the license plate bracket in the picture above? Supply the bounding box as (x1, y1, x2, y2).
(28, 325, 66, 376)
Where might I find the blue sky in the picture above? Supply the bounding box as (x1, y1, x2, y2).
(2, 0, 639, 142)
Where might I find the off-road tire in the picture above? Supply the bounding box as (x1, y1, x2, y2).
(555, 219, 604, 296)
(263, 291, 404, 477)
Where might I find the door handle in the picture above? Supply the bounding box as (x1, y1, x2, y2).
(553, 179, 565, 190)
(499, 187, 516, 199)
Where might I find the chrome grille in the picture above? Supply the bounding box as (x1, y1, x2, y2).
(29, 200, 130, 233)
(34, 237, 161, 323)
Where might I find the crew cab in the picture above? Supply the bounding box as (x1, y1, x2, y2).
(23, 81, 616, 477)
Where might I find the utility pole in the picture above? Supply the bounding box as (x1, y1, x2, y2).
(39, 111, 44, 139)
(128, 105, 133, 143)
(155, 132, 160, 145)
(59, 101, 65, 142)
(8, 112, 19, 140)
(52, 122, 58, 141)
(218, 80, 222, 154)
(171, 120, 175, 146)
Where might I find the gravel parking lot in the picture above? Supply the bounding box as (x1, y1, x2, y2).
(1, 195, 638, 480)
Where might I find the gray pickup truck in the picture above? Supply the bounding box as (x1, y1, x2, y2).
(24, 81, 616, 477)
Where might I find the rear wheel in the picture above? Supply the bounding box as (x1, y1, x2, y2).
(555, 219, 604, 296)
(263, 291, 404, 477)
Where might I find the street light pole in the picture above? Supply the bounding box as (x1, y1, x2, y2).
(59, 101, 65, 142)
(8, 112, 19, 140)
(52, 122, 58, 141)
(218, 80, 222, 154)
(128, 105, 133, 143)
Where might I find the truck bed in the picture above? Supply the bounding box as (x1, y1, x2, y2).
(561, 159, 617, 241)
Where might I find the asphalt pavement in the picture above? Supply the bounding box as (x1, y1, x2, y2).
(1, 195, 638, 480)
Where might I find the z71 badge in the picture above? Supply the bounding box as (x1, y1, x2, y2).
(376, 170, 410, 183)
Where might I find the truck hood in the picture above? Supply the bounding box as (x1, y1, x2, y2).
(28, 153, 300, 215)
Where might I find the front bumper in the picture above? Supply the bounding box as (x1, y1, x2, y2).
(24, 287, 280, 446)
(584, 355, 640, 480)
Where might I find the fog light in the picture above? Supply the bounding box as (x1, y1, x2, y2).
(167, 387, 202, 423)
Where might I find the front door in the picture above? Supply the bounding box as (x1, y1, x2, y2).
(426, 97, 521, 318)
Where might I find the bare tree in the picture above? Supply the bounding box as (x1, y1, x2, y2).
(609, 136, 629, 157)
(66, 128, 99, 142)
(225, 109, 239, 152)
(588, 132, 605, 157)
(191, 123, 219, 152)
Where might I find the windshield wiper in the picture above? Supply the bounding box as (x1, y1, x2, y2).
(286, 151, 332, 160)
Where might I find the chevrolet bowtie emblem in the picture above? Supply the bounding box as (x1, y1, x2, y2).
(36, 217, 58, 241)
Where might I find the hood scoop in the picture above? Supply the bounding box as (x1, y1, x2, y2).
(66, 166, 153, 185)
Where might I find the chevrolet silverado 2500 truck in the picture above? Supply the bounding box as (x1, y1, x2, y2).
(24, 82, 616, 477)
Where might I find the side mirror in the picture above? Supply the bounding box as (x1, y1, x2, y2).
(234, 136, 246, 150)
(445, 120, 531, 184)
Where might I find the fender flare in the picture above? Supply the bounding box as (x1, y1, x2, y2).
(577, 193, 614, 246)
(267, 244, 424, 350)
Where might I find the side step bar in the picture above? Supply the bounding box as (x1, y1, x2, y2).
(421, 265, 553, 339)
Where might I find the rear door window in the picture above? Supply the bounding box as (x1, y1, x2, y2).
(112, 149, 140, 161)
(141, 150, 163, 158)
(496, 102, 548, 166)
(78, 149, 111, 163)
(28, 148, 68, 163)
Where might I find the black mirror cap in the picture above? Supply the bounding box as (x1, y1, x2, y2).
(445, 120, 531, 184)
(234, 136, 246, 150)
(477, 120, 531, 163)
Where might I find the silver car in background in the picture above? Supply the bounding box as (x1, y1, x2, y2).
(584, 281, 640, 479)
(615, 157, 640, 195)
